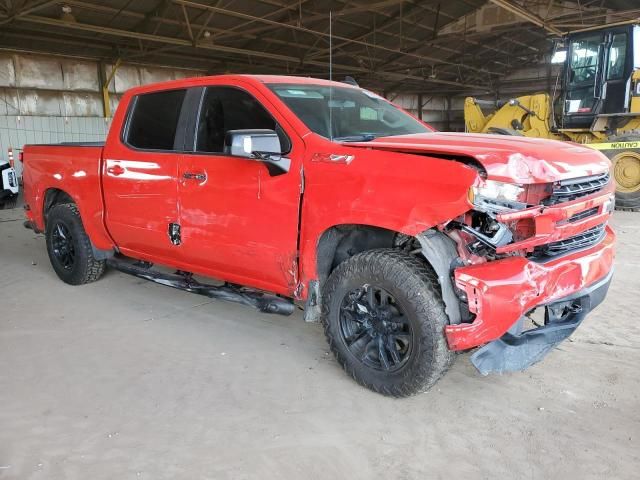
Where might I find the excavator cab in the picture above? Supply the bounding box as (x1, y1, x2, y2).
(561, 25, 639, 128)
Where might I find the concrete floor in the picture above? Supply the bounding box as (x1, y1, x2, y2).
(0, 206, 638, 480)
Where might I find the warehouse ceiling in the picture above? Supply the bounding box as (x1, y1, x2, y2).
(0, 0, 639, 94)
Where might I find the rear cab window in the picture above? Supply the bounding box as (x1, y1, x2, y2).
(125, 89, 187, 150)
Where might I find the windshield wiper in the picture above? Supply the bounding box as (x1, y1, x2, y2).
(333, 134, 377, 142)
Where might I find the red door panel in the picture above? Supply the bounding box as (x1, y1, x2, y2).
(102, 154, 178, 258)
(177, 84, 303, 295)
(178, 153, 301, 295)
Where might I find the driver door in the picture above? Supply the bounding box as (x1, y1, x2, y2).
(177, 85, 303, 295)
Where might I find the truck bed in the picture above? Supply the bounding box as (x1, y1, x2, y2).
(22, 143, 112, 250)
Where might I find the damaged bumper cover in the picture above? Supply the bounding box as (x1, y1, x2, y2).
(446, 224, 615, 371)
(470, 269, 612, 375)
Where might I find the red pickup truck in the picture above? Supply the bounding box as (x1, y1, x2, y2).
(23, 75, 615, 396)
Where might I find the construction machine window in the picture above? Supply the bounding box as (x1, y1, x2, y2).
(607, 33, 627, 80)
(569, 34, 601, 85)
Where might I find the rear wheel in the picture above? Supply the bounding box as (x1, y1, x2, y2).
(322, 249, 454, 397)
(602, 134, 640, 211)
(45, 203, 105, 285)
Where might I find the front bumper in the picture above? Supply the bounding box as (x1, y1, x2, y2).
(470, 269, 612, 375)
(446, 225, 615, 353)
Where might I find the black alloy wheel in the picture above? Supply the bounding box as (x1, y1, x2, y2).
(50, 221, 76, 270)
(339, 284, 412, 372)
(322, 249, 454, 397)
(45, 203, 106, 285)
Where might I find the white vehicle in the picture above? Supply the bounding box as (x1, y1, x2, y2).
(0, 158, 19, 209)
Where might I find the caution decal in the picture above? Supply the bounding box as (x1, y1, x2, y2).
(587, 141, 640, 151)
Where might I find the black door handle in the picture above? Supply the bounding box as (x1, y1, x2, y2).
(183, 172, 207, 181)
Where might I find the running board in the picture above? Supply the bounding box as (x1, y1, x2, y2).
(107, 258, 295, 316)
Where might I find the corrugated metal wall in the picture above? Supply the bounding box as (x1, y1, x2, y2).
(0, 51, 203, 177)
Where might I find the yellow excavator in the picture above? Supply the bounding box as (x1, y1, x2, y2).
(464, 24, 640, 211)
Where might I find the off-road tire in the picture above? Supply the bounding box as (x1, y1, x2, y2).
(45, 203, 105, 285)
(322, 249, 454, 397)
(602, 133, 640, 212)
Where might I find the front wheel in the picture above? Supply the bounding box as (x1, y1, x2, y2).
(322, 249, 454, 397)
(45, 203, 106, 285)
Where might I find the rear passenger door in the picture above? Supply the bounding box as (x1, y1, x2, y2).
(103, 88, 187, 261)
(177, 85, 303, 295)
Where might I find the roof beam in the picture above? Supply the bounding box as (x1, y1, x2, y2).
(172, 0, 501, 75)
(303, 1, 524, 74)
(56, 0, 333, 60)
(15, 14, 489, 90)
(0, 0, 57, 25)
(212, 0, 403, 42)
(55, 0, 507, 77)
(489, 0, 563, 36)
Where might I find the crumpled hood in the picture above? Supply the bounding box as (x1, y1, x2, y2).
(345, 132, 611, 184)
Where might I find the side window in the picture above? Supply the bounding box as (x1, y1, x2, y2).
(607, 33, 627, 80)
(569, 34, 601, 85)
(126, 89, 186, 150)
(196, 87, 289, 153)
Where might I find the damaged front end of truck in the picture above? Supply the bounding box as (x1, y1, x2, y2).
(416, 170, 615, 375)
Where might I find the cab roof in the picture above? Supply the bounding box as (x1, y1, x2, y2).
(127, 74, 359, 96)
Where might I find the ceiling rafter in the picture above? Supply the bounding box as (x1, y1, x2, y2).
(172, 0, 502, 76)
(0, 0, 57, 25)
(300, 0, 534, 74)
(14, 13, 491, 90)
(489, 0, 564, 35)
(55, 0, 341, 61)
(0, 0, 633, 96)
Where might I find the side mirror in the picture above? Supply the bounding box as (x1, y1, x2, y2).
(224, 129, 290, 176)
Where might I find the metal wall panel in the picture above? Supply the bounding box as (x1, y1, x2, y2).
(62, 60, 99, 91)
(0, 90, 20, 116)
(17, 90, 62, 116)
(112, 65, 141, 94)
(0, 54, 16, 87)
(62, 92, 103, 117)
(15, 55, 64, 90)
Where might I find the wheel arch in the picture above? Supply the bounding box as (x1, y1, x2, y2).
(315, 224, 398, 286)
(42, 188, 76, 225)
(303, 223, 462, 325)
(42, 187, 115, 259)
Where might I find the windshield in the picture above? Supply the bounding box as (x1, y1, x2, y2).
(268, 83, 431, 141)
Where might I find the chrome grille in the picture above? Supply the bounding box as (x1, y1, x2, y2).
(533, 223, 606, 257)
(544, 172, 610, 205)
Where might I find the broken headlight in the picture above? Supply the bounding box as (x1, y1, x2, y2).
(469, 180, 526, 211)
